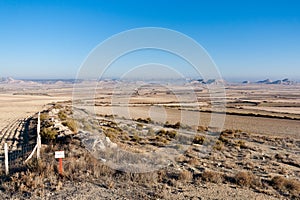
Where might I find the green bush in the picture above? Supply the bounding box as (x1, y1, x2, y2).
(40, 113, 49, 121)
(62, 119, 78, 133)
(53, 103, 63, 109)
(41, 127, 57, 140)
(58, 110, 68, 121)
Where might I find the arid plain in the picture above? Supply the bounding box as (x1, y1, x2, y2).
(0, 78, 299, 199)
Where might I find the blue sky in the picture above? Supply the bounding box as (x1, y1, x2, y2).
(0, 0, 299, 81)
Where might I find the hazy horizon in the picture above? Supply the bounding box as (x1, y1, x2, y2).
(1, 76, 299, 83)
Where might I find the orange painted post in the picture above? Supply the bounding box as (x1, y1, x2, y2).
(55, 151, 65, 175)
(59, 158, 63, 174)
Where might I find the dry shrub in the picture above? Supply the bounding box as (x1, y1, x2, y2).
(105, 177, 115, 189)
(165, 169, 191, 184)
(40, 113, 49, 121)
(221, 129, 234, 136)
(103, 127, 118, 140)
(136, 117, 153, 124)
(63, 150, 114, 181)
(62, 119, 78, 133)
(197, 126, 208, 132)
(201, 170, 223, 183)
(132, 133, 141, 142)
(11, 171, 45, 192)
(178, 170, 193, 182)
(154, 136, 168, 145)
(188, 158, 200, 166)
(218, 135, 229, 144)
(193, 135, 205, 145)
(53, 103, 63, 109)
(41, 127, 57, 140)
(166, 130, 177, 139)
(129, 172, 159, 186)
(213, 140, 224, 151)
(164, 121, 181, 129)
(157, 169, 167, 183)
(58, 110, 68, 121)
(235, 171, 261, 188)
(157, 129, 177, 139)
(271, 176, 300, 195)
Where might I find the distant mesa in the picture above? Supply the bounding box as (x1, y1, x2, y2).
(241, 78, 297, 85)
(256, 79, 272, 84)
(271, 80, 282, 84)
(254, 78, 295, 85)
(192, 78, 226, 85)
(282, 78, 289, 82)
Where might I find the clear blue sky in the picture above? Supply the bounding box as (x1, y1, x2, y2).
(0, 0, 299, 81)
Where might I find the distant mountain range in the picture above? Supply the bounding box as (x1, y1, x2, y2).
(0, 77, 298, 85)
(242, 78, 296, 85)
(0, 77, 77, 84)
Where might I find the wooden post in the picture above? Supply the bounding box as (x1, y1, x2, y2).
(37, 112, 40, 135)
(4, 143, 9, 175)
(37, 112, 41, 159)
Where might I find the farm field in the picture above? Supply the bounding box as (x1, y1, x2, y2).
(0, 86, 73, 154)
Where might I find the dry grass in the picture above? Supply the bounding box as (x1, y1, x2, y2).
(234, 171, 261, 188)
(271, 176, 300, 196)
(213, 140, 224, 151)
(178, 170, 193, 182)
(187, 158, 200, 166)
(201, 170, 224, 184)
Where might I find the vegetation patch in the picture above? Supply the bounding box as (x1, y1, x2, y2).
(192, 135, 205, 145)
(62, 119, 78, 133)
(234, 171, 261, 188)
(271, 176, 300, 196)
